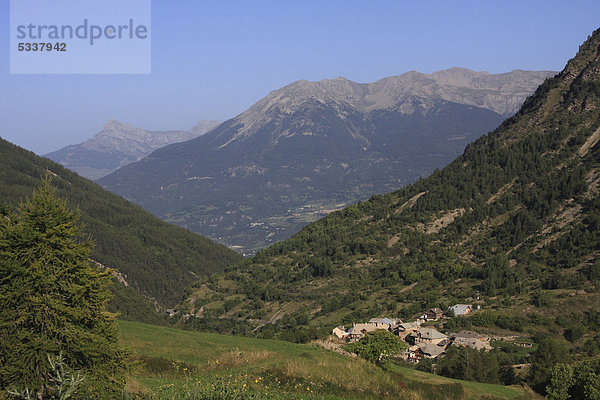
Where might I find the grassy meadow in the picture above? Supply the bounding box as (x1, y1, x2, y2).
(118, 321, 536, 400)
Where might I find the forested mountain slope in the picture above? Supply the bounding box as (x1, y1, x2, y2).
(178, 30, 600, 337)
(0, 138, 241, 311)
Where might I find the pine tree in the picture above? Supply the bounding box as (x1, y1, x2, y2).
(0, 177, 126, 399)
(530, 337, 568, 394)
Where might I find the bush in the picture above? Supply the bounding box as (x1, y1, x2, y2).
(582, 335, 600, 356)
(344, 330, 407, 366)
(531, 290, 554, 307)
(564, 324, 585, 343)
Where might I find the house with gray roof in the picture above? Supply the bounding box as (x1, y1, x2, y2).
(419, 342, 446, 358)
(398, 321, 421, 331)
(347, 322, 389, 341)
(452, 337, 493, 351)
(375, 317, 396, 326)
(396, 321, 421, 339)
(448, 304, 473, 316)
(368, 317, 398, 330)
(410, 328, 448, 345)
(450, 330, 492, 351)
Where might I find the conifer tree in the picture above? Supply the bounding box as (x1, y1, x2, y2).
(0, 177, 126, 398)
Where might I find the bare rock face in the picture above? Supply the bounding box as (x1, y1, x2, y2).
(45, 119, 220, 180)
(81, 120, 154, 157)
(229, 69, 554, 148)
(190, 120, 221, 135)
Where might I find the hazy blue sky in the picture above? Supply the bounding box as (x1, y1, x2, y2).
(1, 1, 599, 154)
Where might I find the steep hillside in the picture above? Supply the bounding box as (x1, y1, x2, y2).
(45, 119, 219, 180)
(99, 69, 553, 254)
(176, 31, 600, 338)
(0, 138, 241, 310)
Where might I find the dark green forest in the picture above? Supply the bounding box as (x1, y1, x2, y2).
(0, 138, 241, 315)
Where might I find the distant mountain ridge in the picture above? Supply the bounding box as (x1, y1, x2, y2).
(214, 68, 553, 150)
(45, 119, 219, 179)
(99, 68, 555, 254)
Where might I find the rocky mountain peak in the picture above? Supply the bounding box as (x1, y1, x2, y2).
(46, 119, 221, 180)
(92, 120, 148, 144)
(222, 68, 555, 148)
(101, 119, 137, 132)
(191, 120, 220, 135)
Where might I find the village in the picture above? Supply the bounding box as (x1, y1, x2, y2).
(330, 304, 522, 363)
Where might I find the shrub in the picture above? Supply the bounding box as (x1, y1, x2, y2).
(564, 324, 585, 343)
(344, 330, 407, 366)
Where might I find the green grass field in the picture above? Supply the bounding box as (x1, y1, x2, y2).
(118, 320, 535, 400)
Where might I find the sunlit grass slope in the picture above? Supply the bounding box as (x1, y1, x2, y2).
(118, 321, 533, 400)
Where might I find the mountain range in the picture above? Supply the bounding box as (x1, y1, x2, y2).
(45, 119, 220, 180)
(173, 29, 600, 341)
(98, 68, 554, 254)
